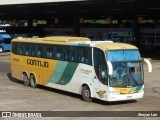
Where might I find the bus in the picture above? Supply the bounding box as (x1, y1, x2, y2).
(0, 30, 11, 52)
(11, 36, 152, 102)
(0, 27, 44, 52)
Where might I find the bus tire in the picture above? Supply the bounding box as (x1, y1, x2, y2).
(30, 74, 37, 88)
(81, 85, 92, 102)
(22, 73, 29, 86)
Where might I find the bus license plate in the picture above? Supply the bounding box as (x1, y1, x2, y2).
(127, 96, 132, 99)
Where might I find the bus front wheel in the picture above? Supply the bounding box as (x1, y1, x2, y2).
(81, 85, 92, 102)
(30, 74, 37, 88)
(22, 73, 29, 86)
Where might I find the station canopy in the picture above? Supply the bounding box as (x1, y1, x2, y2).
(0, 0, 159, 19)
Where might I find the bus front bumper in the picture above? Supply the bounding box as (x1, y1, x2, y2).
(107, 91, 144, 102)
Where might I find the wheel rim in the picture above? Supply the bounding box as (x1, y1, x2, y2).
(23, 75, 28, 84)
(30, 77, 35, 86)
(84, 89, 90, 98)
(23, 74, 29, 86)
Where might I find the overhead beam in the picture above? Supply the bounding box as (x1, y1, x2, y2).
(0, 0, 84, 5)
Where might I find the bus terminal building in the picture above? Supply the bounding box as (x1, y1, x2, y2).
(0, 0, 160, 58)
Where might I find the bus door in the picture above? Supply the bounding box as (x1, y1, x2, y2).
(93, 48, 108, 99)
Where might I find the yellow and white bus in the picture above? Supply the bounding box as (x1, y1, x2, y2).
(11, 36, 152, 102)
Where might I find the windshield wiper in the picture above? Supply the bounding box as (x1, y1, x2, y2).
(129, 73, 140, 86)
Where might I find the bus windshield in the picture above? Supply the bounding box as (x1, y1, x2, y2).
(107, 50, 143, 87)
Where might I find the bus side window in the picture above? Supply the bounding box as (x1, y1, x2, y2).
(25, 44, 31, 56)
(17, 43, 23, 55)
(87, 48, 92, 65)
(31, 45, 36, 56)
(56, 47, 61, 60)
(56, 46, 65, 60)
(68, 47, 77, 62)
(46, 46, 53, 59)
(79, 47, 92, 65)
(65, 47, 69, 61)
(36, 45, 42, 57)
(12, 42, 17, 54)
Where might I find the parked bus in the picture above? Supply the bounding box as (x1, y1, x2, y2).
(0, 27, 44, 52)
(0, 33, 11, 52)
(11, 36, 152, 102)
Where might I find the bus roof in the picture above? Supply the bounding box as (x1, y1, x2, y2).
(12, 36, 138, 50)
(44, 36, 90, 42)
(94, 42, 138, 50)
(12, 36, 90, 45)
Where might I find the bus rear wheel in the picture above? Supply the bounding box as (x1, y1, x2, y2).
(81, 85, 92, 102)
(30, 74, 37, 88)
(22, 73, 29, 86)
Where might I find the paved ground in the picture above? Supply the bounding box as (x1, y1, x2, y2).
(0, 52, 159, 120)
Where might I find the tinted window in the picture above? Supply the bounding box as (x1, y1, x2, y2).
(45, 46, 54, 58)
(12, 42, 17, 54)
(36, 45, 42, 57)
(23, 43, 31, 56)
(94, 48, 108, 85)
(107, 50, 139, 62)
(78, 47, 92, 65)
(17, 43, 23, 55)
(31, 45, 36, 56)
(68, 46, 78, 62)
(12, 42, 93, 66)
(56, 46, 65, 60)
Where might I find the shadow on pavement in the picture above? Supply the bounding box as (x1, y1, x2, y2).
(7, 73, 23, 84)
(7, 72, 137, 105)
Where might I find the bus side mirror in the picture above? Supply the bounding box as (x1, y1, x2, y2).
(143, 58, 152, 72)
(107, 60, 113, 75)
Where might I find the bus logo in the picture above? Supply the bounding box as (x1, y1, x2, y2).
(27, 59, 49, 68)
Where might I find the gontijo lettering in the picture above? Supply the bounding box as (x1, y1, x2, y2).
(27, 59, 49, 68)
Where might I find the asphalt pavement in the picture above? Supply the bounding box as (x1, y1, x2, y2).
(0, 52, 159, 120)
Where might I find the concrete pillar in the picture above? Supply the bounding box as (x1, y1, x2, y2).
(133, 17, 140, 48)
(73, 18, 80, 37)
